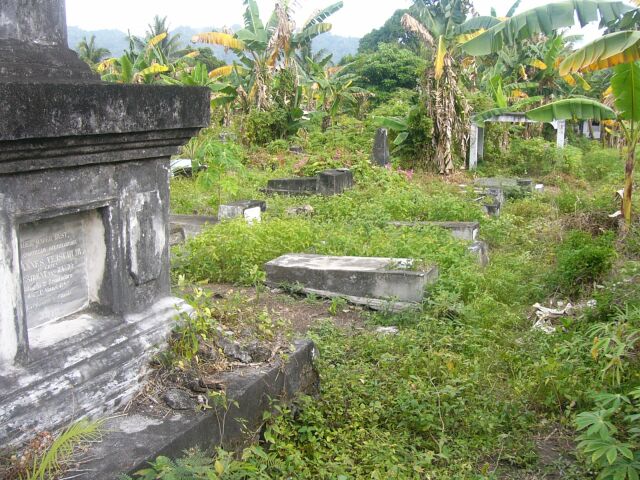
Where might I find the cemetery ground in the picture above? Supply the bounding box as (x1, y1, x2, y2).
(149, 125, 639, 478)
(3, 123, 640, 479)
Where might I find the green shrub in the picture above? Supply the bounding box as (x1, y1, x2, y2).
(582, 147, 624, 183)
(266, 139, 290, 154)
(551, 230, 616, 296)
(400, 102, 434, 165)
(245, 108, 289, 146)
(558, 145, 585, 177)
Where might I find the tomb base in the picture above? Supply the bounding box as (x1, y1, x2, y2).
(0, 297, 189, 447)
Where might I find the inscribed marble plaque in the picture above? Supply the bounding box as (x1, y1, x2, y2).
(19, 213, 88, 328)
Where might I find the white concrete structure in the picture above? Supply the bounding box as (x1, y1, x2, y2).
(468, 113, 566, 171)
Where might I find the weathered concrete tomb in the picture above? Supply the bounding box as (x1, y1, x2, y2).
(388, 221, 480, 242)
(265, 254, 438, 311)
(475, 177, 533, 195)
(72, 340, 319, 479)
(265, 169, 354, 196)
(169, 214, 218, 246)
(388, 221, 489, 265)
(0, 0, 209, 446)
(218, 200, 267, 222)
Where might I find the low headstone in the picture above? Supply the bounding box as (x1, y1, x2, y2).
(535, 184, 545, 193)
(480, 195, 502, 217)
(265, 169, 353, 196)
(372, 128, 390, 166)
(317, 169, 354, 195)
(0, 0, 209, 447)
(389, 221, 479, 242)
(265, 254, 438, 311)
(218, 200, 267, 223)
(170, 225, 187, 247)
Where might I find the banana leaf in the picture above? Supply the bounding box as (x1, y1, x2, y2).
(526, 98, 617, 122)
(456, 16, 502, 34)
(611, 62, 640, 121)
(559, 31, 640, 75)
(302, 2, 344, 30)
(462, 1, 632, 56)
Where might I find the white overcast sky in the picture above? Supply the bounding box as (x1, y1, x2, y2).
(64, 0, 606, 38)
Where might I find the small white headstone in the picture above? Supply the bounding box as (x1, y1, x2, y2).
(535, 184, 544, 193)
(244, 207, 261, 224)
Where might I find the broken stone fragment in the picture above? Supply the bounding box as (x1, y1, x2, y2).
(197, 341, 220, 362)
(375, 326, 399, 335)
(163, 388, 196, 410)
(286, 205, 314, 216)
(246, 341, 271, 363)
(217, 337, 253, 363)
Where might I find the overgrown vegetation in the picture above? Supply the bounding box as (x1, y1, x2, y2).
(71, 1, 640, 479)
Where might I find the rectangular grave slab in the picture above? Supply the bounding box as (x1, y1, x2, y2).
(265, 177, 318, 195)
(475, 177, 533, 197)
(0, 0, 209, 447)
(389, 221, 480, 242)
(265, 169, 353, 196)
(265, 254, 438, 311)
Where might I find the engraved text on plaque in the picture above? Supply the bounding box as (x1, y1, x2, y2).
(19, 213, 89, 328)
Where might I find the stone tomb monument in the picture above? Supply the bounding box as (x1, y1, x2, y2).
(218, 200, 267, 222)
(265, 169, 354, 196)
(266, 254, 439, 311)
(0, 0, 209, 446)
(372, 128, 390, 166)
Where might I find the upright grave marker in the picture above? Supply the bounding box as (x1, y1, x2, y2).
(372, 128, 391, 166)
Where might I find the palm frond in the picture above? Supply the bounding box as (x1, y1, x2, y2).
(28, 419, 103, 480)
(401, 14, 435, 48)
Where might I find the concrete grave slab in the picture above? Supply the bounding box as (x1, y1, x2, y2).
(475, 177, 533, 195)
(265, 254, 438, 311)
(71, 340, 318, 479)
(389, 221, 488, 266)
(265, 169, 353, 196)
(389, 221, 480, 242)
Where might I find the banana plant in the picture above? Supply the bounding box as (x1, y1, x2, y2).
(549, 30, 640, 227)
(99, 32, 173, 84)
(524, 30, 640, 226)
(400, 0, 476, 174)
(191, 0, 343, 110)
(461, 0, 633, 56)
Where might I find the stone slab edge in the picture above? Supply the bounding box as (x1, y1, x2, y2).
(293, 287, 419, 313)
(74, 339, 318, 479)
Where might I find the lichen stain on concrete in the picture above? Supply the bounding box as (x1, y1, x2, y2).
(114, 414, 163, 434)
